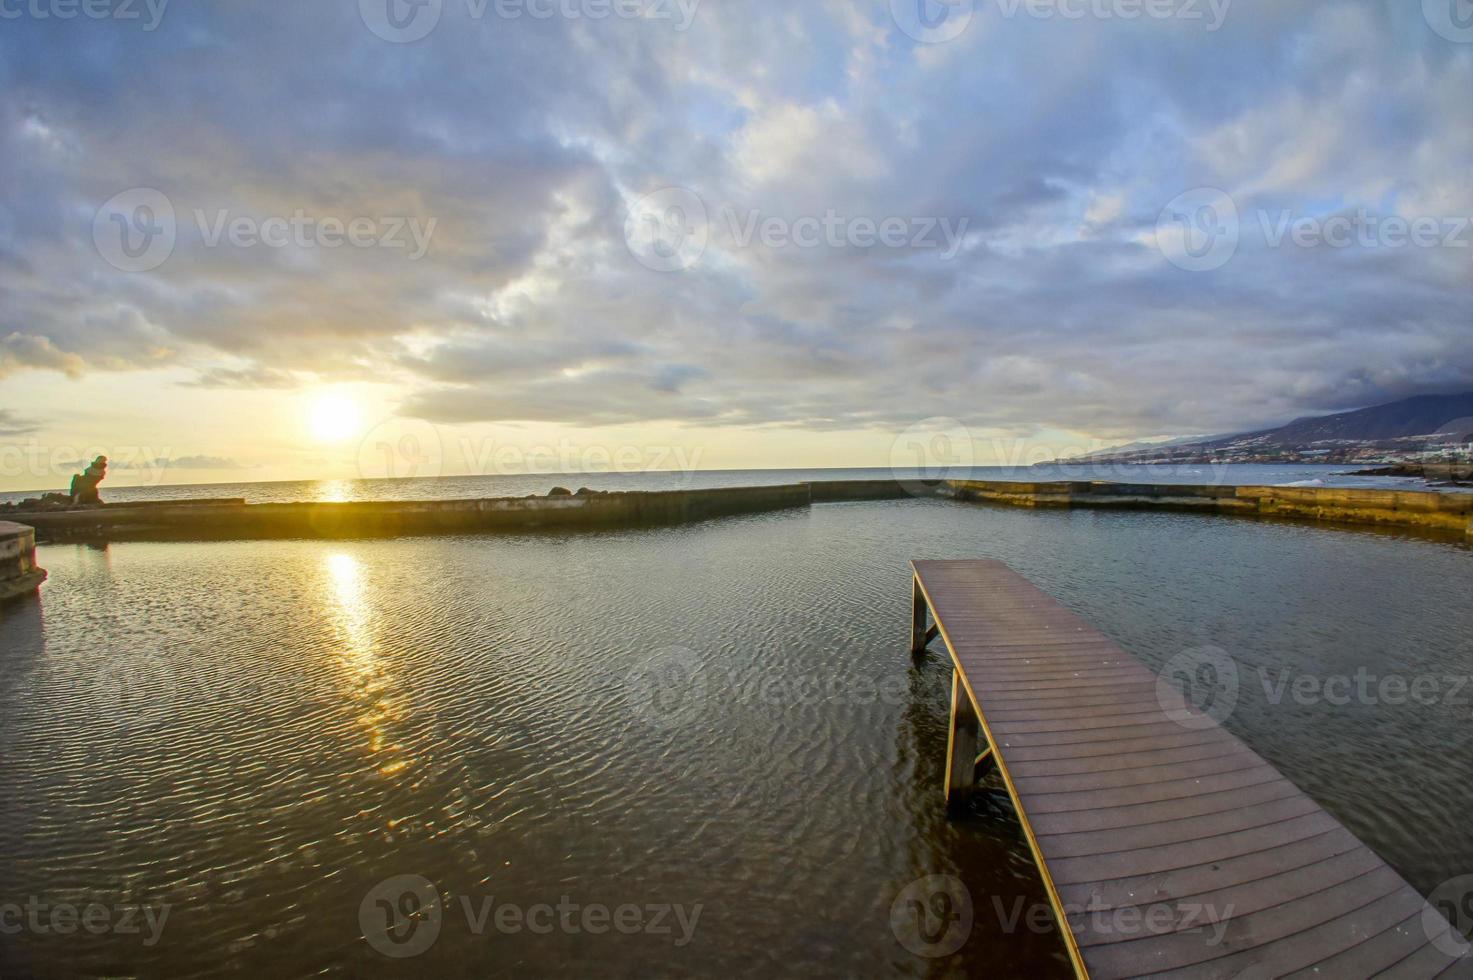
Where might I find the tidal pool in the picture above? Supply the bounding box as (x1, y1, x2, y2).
(2, 498, 1470, 977)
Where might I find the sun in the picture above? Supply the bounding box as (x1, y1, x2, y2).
(309, 394, 362, 443)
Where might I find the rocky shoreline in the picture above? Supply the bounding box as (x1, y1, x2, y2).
(1347, 462, 1473, 485)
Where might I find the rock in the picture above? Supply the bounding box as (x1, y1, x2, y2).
(1, 493, 74, 513)
(69, 455, 109, 505)
(548, 487, 572, 497)
(575, 487, 602, 496)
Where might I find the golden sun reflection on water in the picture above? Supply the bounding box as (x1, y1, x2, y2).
(324, 553, 411, 778)
(314, 480, 355, 504)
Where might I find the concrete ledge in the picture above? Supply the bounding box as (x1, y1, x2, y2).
(6, 485, 814, 542)
(8, 481, 934, 542)
(802, 479, 939, 502)
(0, 569, 46, 603)
(946, 479, 1473, 537)
(0, 521, 46, 601)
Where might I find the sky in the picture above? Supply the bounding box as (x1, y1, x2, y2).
(1, 0, 1471, 491)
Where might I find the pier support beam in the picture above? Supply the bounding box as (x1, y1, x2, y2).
(910, 577, 938, 655)
(945, 670, 984, 810)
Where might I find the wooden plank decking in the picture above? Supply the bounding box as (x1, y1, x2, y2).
(910, 559, 1470, 980)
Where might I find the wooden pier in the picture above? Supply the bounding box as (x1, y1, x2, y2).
(910, 559, 1469, 979)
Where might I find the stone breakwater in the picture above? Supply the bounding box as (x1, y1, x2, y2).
(0, 521, 47, 601)
(6, 484, 818, 542)
(943, 480, 1473, 537)
(2, 479, 1470, 544)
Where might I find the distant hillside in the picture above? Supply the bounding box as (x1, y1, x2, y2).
(1222, 392, 1473, 446)
(1060, 392, 1473, 465)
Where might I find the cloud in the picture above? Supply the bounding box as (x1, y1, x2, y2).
(163, 455, 248, 470)
(180, 365, 306, 389)
(0, 333, 87, 379)
(0, 1, 1469, 442)
(0, 409, 40, 437)
(108, 454, 247, 471)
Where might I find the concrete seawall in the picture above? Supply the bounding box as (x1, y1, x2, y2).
(3, 479, 1470, 544)
(0, 522, 47, 601)
(944, 479, 1473, 538)
(7, 484, 816, 542)
(805, 478, 938, 502)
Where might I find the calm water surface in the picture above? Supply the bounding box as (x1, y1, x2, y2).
(1, 499, 1471, 977)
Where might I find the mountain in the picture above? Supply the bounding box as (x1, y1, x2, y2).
(1075, 433, 1213, 456)
(1061, 392, 1473, 465)
(1225, 392, 1473, 445)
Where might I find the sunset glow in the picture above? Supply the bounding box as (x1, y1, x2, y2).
(308, 395, 362, 444)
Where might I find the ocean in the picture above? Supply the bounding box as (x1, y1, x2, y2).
(0, 462, 1460, 507)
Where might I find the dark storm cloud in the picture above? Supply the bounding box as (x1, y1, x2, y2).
(1, 0, 1469, 438)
